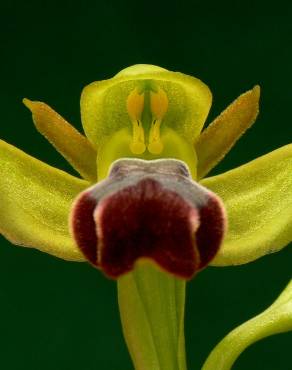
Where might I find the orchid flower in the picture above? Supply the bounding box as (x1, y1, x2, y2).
(1, 64, 291, 370)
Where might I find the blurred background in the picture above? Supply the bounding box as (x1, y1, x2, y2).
(0, 1, 291, 369)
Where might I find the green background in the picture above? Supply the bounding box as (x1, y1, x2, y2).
(0, 1, 291, 369)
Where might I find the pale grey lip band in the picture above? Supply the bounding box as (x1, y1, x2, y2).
(87, 158, 211, 210)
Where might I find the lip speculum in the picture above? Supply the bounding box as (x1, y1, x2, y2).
(70, 158, 226, 279)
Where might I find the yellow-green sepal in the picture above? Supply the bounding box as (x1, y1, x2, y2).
(201, 144, 292, 266)
(0, 139, 88, 261)
(202, 279, 292, 370)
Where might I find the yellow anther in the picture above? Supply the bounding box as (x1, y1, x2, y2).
(150, 87, 168, 120)
(126, 88, 146, 154)
(127, 88, 144, 121)
(148, 88, 168, 154)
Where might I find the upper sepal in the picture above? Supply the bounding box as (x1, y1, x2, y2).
(81, 65, 212, 147)
(70, 158, 226, 279)
(81, 65, 211, 178)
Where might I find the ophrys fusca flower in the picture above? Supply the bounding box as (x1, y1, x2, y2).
(1, 65, 291, 370)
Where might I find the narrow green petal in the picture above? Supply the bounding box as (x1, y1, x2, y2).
(0, 139, 88, 261)
(23, 98, 97, 182)
(202, 279, 292, 370)
(196, 86, 260, 179)
(201, 144, 292, 266)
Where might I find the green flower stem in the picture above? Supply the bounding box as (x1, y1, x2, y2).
(202, 280, 292, 370)
(118, 261, 187, 370)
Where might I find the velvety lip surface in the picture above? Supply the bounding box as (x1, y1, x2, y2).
(96, 178, 200, 278)
(70, 158, 226, 279)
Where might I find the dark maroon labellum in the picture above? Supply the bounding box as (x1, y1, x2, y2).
(70, 159, 226, 279)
